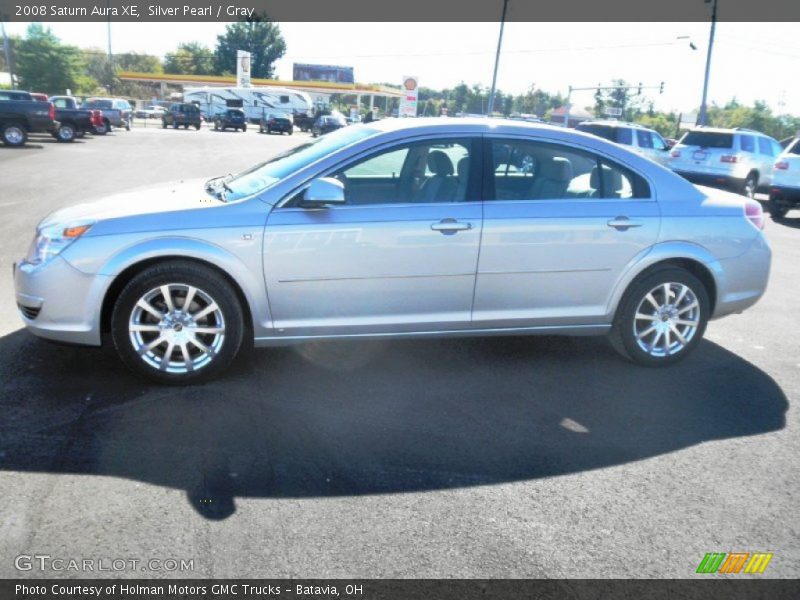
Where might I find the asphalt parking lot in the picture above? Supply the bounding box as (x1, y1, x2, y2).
(0, 124, 797, 579)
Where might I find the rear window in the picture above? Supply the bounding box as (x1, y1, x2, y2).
(83, 99, 113, 109)
(182, 104, 199, 113)
(576, 124, 616, 142)
(789, 139, 800, 156)
(680, 131, 734, 149)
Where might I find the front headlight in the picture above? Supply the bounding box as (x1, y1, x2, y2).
(25, 221, 94, 266)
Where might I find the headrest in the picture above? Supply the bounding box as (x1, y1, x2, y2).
(427, 150, 454, 176)
(539, 157, 573, 182)
(457, 157, 470, 181)
(590, 165, 622, 191)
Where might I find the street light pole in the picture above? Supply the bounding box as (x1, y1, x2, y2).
(1, 21, 14, 89)
(487, 0, 509, 116)
(698, 0, 718, 126)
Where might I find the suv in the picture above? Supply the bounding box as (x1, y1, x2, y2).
(162, 103, 202, 130)
(769, 137, 800, 220)
(668, 127, 782, 197)
(575, 120, 671, 166)
(259, 112, 293, 135)
(213, 109, 247, 132)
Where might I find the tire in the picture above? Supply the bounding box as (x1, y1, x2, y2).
(242, 125, 247, 132)
(56, 123, 76, 143)
(162, 120, 167, 129)
(195, 123, 201, 130)
(1, 122, 27, 147)
(742, 173, 758, 199)
(125, 121, 131, 131)
(609, 267, 709, 367)
(110, 261, 245, 384)
(769, 197, 787, 221)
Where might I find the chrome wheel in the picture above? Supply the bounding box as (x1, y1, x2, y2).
(633, 282, 700, 358)
(4, 125, 24, 145)
(128, 283, 225, 374)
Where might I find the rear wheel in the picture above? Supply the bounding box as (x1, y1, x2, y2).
(242, 125, 247, 132)
(1, 123, 27, 147)
(742, 173, 758, 199)
(609, 268, 709, 367)
(769, 197, 788, 221)
(111, 261, 245, 384)
(56, 123, 76, 142)
(195, 123, 201, 130)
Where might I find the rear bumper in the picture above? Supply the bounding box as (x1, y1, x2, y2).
(709, 234, 771, 320)
(674, 170, 744, 192)
(769, 185, 800, 206)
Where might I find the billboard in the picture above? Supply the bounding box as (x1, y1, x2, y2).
(398, 76, 419, 117)
(293, 63, 355, 84)
(237, 50, 252, 88)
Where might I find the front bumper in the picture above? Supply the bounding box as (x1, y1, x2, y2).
(13, 257, 110, 346)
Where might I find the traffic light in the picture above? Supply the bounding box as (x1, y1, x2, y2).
(637, 83, 642, 95)
(659, 81, 665, 94)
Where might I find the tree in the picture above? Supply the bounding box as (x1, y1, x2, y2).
(214, 21, 286, 79)
(14, 24, 91, 95)
(116, 52, 163, 74)
(164, 42, 214, 75)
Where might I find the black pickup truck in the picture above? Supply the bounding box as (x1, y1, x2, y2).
(48, 96, 99, 141)
(0, 90, 59, 147)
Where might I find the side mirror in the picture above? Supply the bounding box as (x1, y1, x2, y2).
(301, 177, 346, 207)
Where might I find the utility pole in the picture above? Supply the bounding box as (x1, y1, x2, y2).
(1, 21, 14, 89)
(487, 0, 509, 116)
(698, 0, 718, 126)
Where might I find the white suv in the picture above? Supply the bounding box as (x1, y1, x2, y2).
(575, 120, 672, 166)
(668, 127, 782, 198)
(769, 137, 800, 220)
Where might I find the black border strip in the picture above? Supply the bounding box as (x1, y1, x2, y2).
(3, 579, 800, 600)
(0, 0, 798, 22)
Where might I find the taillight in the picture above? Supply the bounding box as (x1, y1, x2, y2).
(775, 160, 789, 170)
(48, 102, 55, 121)
(744, 199, 765, 230)
(720, 155, 738, 163)
(670, 150, 681, 158)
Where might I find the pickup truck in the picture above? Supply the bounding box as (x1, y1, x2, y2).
(0, 90, 59, 147)
(48, 96, 102, 141)
(81, 97, 132, 133)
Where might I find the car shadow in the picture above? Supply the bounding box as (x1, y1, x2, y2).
(0, 329, 787, 521)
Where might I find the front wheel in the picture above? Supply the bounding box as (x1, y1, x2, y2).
(242, 125, 247, 132)
(111, 261, 245, 384)
(609, 268, 709, 367)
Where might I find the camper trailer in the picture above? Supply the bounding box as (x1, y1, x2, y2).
(183, 86, 314, 124)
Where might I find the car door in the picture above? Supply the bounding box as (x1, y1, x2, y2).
(263, 136, 483, 337)
(473, 136, 660, 329)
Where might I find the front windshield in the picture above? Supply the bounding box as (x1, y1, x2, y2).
(217, 125, 380, 202)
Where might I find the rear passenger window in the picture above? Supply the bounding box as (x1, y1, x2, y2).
(617, 128, 633, 145)
(757, 138, 773, 156)
(740, 135, 755, 152)
(636, 130, 654, 149)
(489, 139, 650, 201)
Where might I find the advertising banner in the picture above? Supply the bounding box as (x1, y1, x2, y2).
(237, 50, 252, 88)
(399, 76, 419, 117)
(293, 63, 355, 83)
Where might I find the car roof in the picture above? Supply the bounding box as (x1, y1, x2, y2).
(577, 120, 652, 130)
(685, 126, 768, 137)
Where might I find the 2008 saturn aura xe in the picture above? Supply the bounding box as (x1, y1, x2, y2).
(14, 118, 771, 383)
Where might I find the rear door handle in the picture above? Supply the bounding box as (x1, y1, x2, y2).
(431, 218, 472, 234)
(607, 216, 643, 231)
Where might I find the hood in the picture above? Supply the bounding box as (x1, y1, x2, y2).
(39, 178, 216, 229)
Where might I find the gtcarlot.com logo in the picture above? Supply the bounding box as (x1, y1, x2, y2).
(696, 552, 773, 574)
(14, 554, 194, 572)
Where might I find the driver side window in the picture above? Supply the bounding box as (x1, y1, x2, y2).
(331, 139, 476, 206)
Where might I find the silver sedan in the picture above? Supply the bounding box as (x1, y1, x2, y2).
(13, 118, 771, 383)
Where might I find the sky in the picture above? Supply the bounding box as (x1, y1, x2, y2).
(4, 21, 799, 115)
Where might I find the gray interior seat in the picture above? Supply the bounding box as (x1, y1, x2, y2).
(414, 151, 457, 203)
(528, 157, 573, 199)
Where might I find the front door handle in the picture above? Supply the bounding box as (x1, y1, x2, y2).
(431, 218, 472, 234)
(607, 216, 643, 231)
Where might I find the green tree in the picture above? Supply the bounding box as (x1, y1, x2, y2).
(116, 52, 163, 74)
(214, 21, 286, 79)
(164, 42, 215, 75)
(15, 24, 90, 94)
